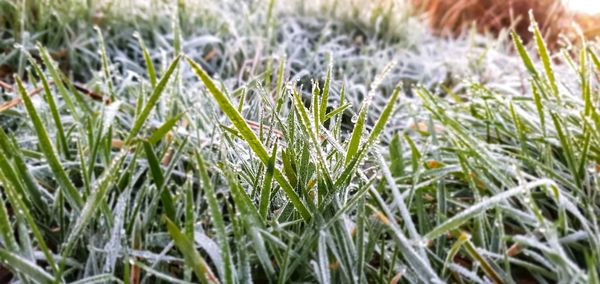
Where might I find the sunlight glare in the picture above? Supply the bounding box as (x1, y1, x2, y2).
(565, 0, 600, 14)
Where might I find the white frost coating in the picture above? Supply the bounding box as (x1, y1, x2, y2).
(425, 179, 556, 240)
(194, 231, 224, 278)
(102, 192, 127, 273)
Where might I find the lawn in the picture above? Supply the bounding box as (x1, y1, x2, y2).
(0, 0, 598, 283)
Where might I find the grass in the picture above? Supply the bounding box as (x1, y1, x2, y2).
(0, 0, 599, 283)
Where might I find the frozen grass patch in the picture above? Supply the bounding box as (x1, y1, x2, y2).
(0, 0, 599, 283)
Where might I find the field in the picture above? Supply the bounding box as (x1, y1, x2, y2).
(0, 0, 599, 283)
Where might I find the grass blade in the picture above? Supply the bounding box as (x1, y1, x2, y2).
(63, 151, 127, 255)
(164, 216, 219, 284)
(319, 58, 332, 122)
(335, 85, 401, 187)
(511, 31, 538, 77)
(425, 179, 554, 240)
(186, 56, 310, 221)
(259, 143, 277, 219)
(462, 234, 506, 284)
(95, 27, 115, 99)
(142, 140, 176, 221)
(2, 179, 59, 275)
(71, 274, 123, 284)
(29, 57, 70, 159)
(0, 248, 54, 284)
(531, 14, 558, 96)
(135, 33, 157, 88)
(370, 188, 442, 283)
(0, 192, 17, 252)
(345, 61, 395, 165)
(16, 76, 83, 209)
(36, 44, 80, 121)
(323, 103, 350, 122)
(195, 152, 235, 283)
(148, 113, 184, 144)
(126, 55, 181, 144)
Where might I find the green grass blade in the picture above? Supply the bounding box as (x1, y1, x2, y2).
(345, 102, 366, 166)
(335, 85, 401, 187)
(355, 196, 366, 283)
(148, 113, 183, 144)
(7, 144, 45, 208)
(15, 76, 84, 209)
(259, 143, 277, 219)
(376, 152, 427, 261)
(462, 236, 506, 284)
(589, 47, 600, 75)
(370, 188, 441, 282)
(323, 103, 350, 122)
(550, 113, 581, 188)
(281, 148, 298, 187)
(2, 178, 59, 274)
(292, 88, 331, 178)
(70, 274, 123, 284)
(29, 58, 70, 159)
(142, 140, 176, 221)
(95, 27, 115, 99)
(425, 179, 553, 240)
(0, 146, 33, 209)
(442, 232, 469, 276)
(36, 44, 80, 121)
(126, 55, 181, 144)
(580, 48, 592, 116)
(195, 152, 235, 284)
(531, 84, 546, 136)
(345, 61, 395, 165)
(389, 133, 405, 177)
(531, 16, 558, 96)
(0, 247, 54, 284)
(511, 31, 539, 77)
(275, 56, 286, 100)
(164, 216, 219, 284)
(312, 82, 320, 138)
(135, 33, 157, 88)
(319, 58, 332, 122)
(223, 167, 262, 223)
(364, 85, 400, 147)
(186, 56, 310, 221)
(0, 192, 17, 252)
(63, 151, 127, 255)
